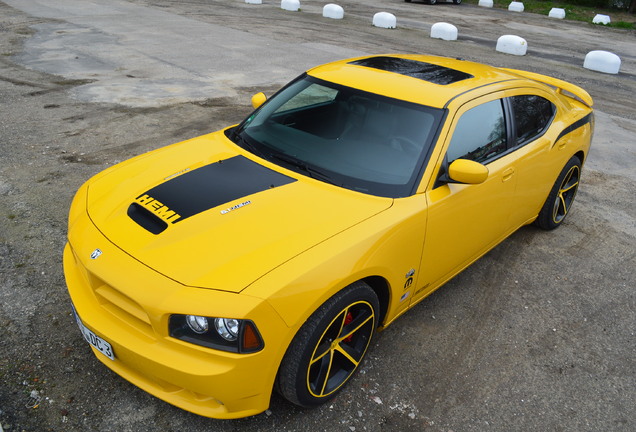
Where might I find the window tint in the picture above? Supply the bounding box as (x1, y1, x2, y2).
(275, 83, 339, 112)
(447, 100, 506, 164)
(510, 95, 555, 143)
(235, 76, 444, 198)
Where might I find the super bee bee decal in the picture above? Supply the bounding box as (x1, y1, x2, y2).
(404, 268, 415, 290)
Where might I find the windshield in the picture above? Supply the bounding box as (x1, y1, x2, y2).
(230, 75, 444, 198)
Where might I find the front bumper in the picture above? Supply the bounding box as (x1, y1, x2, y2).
(63, 214, 290, 419)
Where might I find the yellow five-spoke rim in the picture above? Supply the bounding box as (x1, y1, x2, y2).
(306, 301, 375, 398)
(552, 165, 580, 223)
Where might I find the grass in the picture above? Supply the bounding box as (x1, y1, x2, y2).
(463, 0, 635, 29)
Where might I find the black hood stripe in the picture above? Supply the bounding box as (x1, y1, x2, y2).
(128, 155, 296, 233)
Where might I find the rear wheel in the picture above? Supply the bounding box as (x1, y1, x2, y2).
(535, 156, 582, 230)
(429, 0, 438, 4)
(277, 282, 379, 407)
(453, 0, 462, 4)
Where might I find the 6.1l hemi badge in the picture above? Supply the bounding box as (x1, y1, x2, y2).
(221, 200, 251, 215)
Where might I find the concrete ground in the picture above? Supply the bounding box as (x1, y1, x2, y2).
(0, 0, 634, 431)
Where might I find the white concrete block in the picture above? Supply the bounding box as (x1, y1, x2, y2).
(508, 2, 524, 12)
(584, 50, 621, 74)
(431, 22, 458, 41)
(549, 8, 566, 19)
(323, 4, 344, 19)
(478, 0, 494, 7)
(496, 35, 527, 56)
(245, 0, 262, 4)
(373, 12, 397, 29)
(281, 0, 300, 12)
(593, 14, 611, 25)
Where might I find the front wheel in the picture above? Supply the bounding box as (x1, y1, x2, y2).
(429, 0, 438, 4)
(535, 156, 582, 230)
(453, 0, 462, 4)
(277, 282, 379, 407)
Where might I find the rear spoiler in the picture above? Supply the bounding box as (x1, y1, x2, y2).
(501, 68, 594, 108)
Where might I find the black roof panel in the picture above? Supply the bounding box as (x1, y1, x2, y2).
(349, 56, 473, 85)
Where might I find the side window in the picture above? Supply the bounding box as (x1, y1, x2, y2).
(510, 95, 555, 144)
(447, 99, 506, 164)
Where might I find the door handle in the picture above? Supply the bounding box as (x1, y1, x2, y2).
(502, 167, 515, 182)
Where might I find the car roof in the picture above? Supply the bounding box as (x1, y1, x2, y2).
(307, 54, 532, 109)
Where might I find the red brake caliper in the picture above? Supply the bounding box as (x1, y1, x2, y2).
(343, 311, 353, 343)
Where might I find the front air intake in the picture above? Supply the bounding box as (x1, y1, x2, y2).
(127, 202, 168, 234)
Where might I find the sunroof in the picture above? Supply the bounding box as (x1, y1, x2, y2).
(348, 56, 473, 85)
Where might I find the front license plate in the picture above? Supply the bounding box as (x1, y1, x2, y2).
(72, 306, 115, 361)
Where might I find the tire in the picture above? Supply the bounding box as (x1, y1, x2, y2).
(453, 0, 462, 4)
(535, 156, 582, 230)
(429, 0, 437, 4)
(277, 282, 380, 407)
(404, 0, 412, 2)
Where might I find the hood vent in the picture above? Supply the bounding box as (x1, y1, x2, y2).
(127, 203, 168, 235)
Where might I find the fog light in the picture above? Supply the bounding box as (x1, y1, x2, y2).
(186, 315, 209, 334)
(214, 318, 239, 341)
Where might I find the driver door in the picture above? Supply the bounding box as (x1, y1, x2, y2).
(412, 94, 518, 302)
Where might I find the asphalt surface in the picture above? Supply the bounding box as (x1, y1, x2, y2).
(0, 1, 634, 431)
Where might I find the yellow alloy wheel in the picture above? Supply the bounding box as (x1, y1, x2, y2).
(307, 300, 376, 398)
(552, 165, 580, 224)
(536, 156, 582, 230)
(277, 282, 379, 406)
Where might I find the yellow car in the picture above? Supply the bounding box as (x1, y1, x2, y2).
(64, 54, 593, 419)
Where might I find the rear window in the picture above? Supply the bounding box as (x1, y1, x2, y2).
(510, 95, 555, 144)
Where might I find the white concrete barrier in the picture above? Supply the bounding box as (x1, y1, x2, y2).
(323, 4, 344, 19)
(478, 0, 494, 7)
(549, 8, 566, 19)
(431, 22, 458, 41)
(593, 14, 611, 25)
(496, 35, 527, 56)
(373, 12, 397, 29)
(281, 0, 300, 12)
(245, 0, 262, 4)
(508, 2, 524, 12)
(584, 50, 621, 74)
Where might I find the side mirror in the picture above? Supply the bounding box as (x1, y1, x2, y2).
(448, 159, 489, 184)
(251, 92, 267, 109)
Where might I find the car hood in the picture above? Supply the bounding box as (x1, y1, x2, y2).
(86, 130, 392, 293)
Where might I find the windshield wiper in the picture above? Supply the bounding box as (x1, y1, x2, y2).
(270, 153, 338, 186)
(233, 134, 339, 187)
(232, 133, 269, 160)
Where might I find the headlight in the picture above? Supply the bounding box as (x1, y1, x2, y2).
(186, 315, 209, 334)
(169, 314, 264, 353)
(214, 318, 239, 341)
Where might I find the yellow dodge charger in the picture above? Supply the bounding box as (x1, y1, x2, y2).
(64, 54, 593, 419)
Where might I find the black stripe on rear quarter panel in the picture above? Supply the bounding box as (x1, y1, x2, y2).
(130, 155, 296, 231)
(554, 113, 593, 146)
